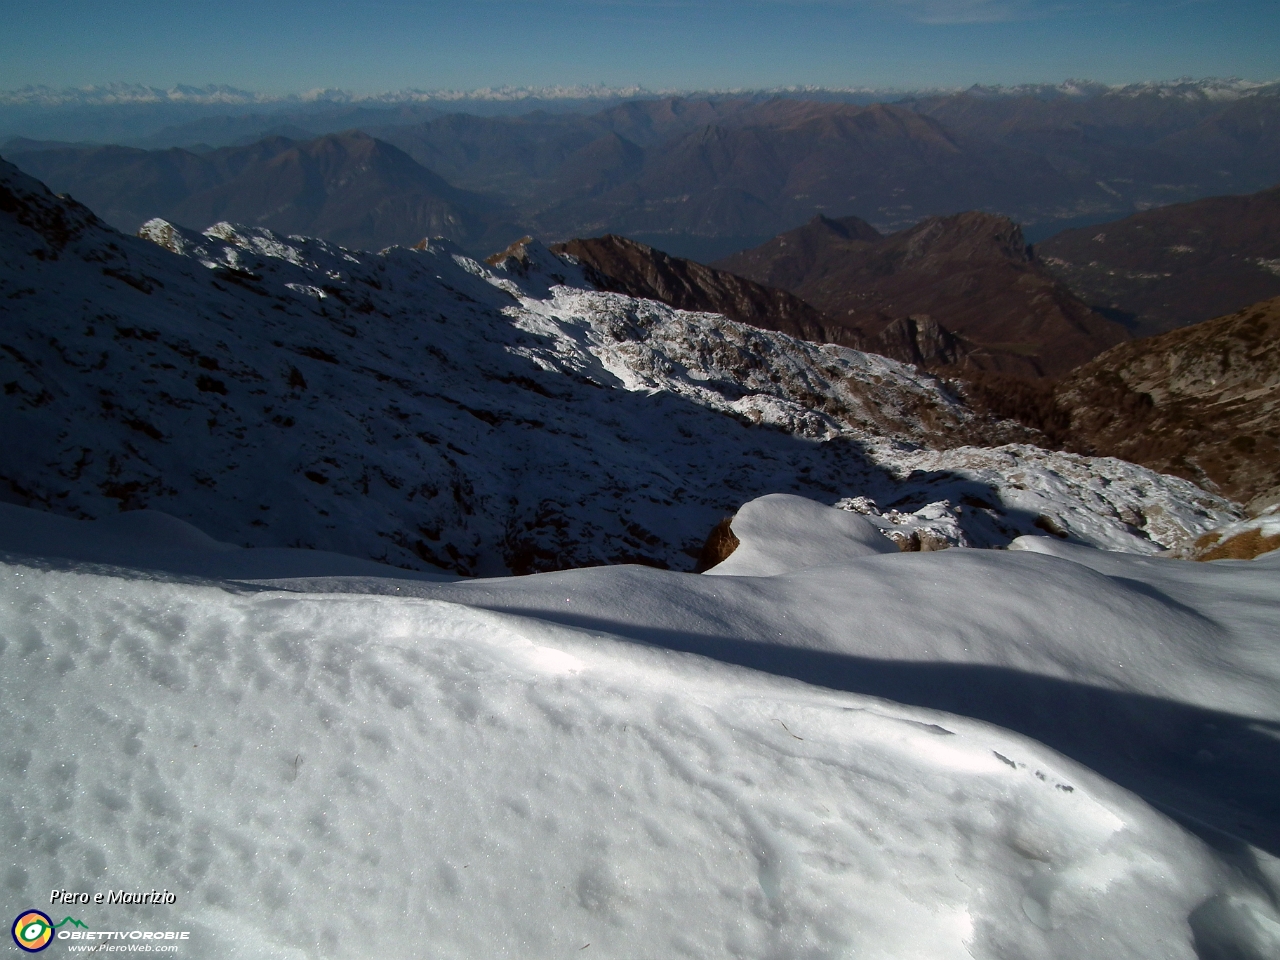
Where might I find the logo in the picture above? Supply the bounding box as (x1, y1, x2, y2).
(11, 910, 54, 952)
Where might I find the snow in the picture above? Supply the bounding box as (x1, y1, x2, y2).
(0, 502, 457, 582)
(0, 159, 1242, 579)
(5, 159, 1280, 958)
(2, 494, 1279, 958)
(705, 493, 896, 576)
(870, 444, 1235, 554)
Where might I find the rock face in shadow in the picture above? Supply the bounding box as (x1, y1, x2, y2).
(869, 315, 968, 368)
(1056, 296, 1280, 511)
(717, 211, 1128, 377)
(1037, 183, 1280, 337)
(546, 233, 1098, 377)
(551, 234, 863, 347)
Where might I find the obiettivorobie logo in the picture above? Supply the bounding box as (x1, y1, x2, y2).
(11, 910, 54, 952)
(11, 911, 190, 952)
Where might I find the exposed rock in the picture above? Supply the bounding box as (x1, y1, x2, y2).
(551, 234, 860, 347)
(870, 315, 968, 368)
(550, 233, 985, 372)
(695, 516, 740, 572)
(1175, 508, 1280, 561)
(1056, 295, 1280, 508)
(717, 211, 1127, 377)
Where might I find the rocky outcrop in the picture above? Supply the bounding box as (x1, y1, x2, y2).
(551, 234, 863, 347)
(1175, 508, 1280, 561)
(869, 315, 968, 368)
(1056, 295, 1280, 510)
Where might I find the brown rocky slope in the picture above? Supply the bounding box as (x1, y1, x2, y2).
(1055, 296, 1280, 511)
(544, 234, 972, 368)
(716, 211, 1128, 377)
(550, 234, 852, 346)
(1037, 183, 1280, 338)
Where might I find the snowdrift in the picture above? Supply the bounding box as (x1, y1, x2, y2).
(3, 497, 1279, 959)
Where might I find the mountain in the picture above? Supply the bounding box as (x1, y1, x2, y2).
(1037, 184, 1280, 337)
(539, 234, 850, 346)
(12, 88, 1280, 262)
(373, 97, 765, 200)
(544, 234, 975, 368)
(1055, 296, 1280, 512)
(0, 83, 680, 144)
(712, 212, 883, 291)
(6, 87, 1280, 960)
(905, 84, 1280, 234)
(0, 158, 1234, 580)
(372, 89, 1280, 253)
(7, 132, 515, 253)
(526, 99, 1082, 253)
(164, 132, 510, 253)
(6, 136, 299, 230)
(716, 211, 1128, 377)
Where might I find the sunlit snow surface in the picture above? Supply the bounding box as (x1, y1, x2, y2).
(3, 500, 1280, 959)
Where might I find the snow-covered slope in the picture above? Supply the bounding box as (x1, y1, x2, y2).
(2, 497, 1278, 959)
(0, 160, 1239, 575)
(3, 160, 1278, 960)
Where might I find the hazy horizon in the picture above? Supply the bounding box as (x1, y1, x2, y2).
(3, 75, 1278, 105)
(2, 1, 1277, 96)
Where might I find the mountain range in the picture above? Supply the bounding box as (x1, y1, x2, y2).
(15, 111, 1271, 383)
(7, 84, 1280, 260)
(5, 132, 516, 253)
(5, 80, 1280, 960)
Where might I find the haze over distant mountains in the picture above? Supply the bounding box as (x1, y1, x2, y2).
(5, 77, 1280, 260)
(7, 132, 518, 254)
(4, 75, 1277, 396)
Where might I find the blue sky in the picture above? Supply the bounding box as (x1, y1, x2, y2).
(1, 0, 1277, 93)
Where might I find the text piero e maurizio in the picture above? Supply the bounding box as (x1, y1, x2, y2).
(50, 888, 177, 905)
